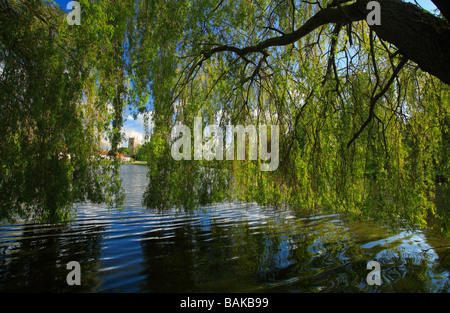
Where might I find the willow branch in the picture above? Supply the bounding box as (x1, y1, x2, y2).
(202, 2, 365, 60)
(196, 0, 450, 85)
(347, 56, 408, 148)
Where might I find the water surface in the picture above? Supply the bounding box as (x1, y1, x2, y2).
(1, 165, 449, 292)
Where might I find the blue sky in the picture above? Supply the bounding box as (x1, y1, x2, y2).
(54, 0, 440, 148)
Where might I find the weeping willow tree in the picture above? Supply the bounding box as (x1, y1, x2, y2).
(1, 0, 449, 234)
(0, 0, 134, 222)
(124, 0, 450, 234)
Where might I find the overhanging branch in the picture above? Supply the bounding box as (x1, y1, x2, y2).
(202, 2, 366, 60)
(198, 0, 450, 85)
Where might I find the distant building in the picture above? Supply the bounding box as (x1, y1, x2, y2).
(128, 137, 136, 156)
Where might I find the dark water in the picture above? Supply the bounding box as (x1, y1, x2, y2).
(1, 165, 449, 292)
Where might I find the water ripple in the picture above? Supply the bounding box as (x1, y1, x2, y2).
(1, 165, 449, 292)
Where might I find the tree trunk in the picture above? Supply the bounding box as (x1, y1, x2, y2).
(369, 0, 450, 85)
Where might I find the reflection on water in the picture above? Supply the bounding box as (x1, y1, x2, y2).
(1, 165, 449, 292)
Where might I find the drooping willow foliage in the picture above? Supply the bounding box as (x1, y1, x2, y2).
(0, 0, 131, 222)
(1, 0, 449, 234)
(126, 0, 449, 234)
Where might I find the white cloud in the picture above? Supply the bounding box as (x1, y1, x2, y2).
(101, 137, 111, 151)
(122, 128, 145, 145)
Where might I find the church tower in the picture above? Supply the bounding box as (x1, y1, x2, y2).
(128, 137, 136, 156)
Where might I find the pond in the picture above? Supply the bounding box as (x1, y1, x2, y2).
(0, 165, 449, 292)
